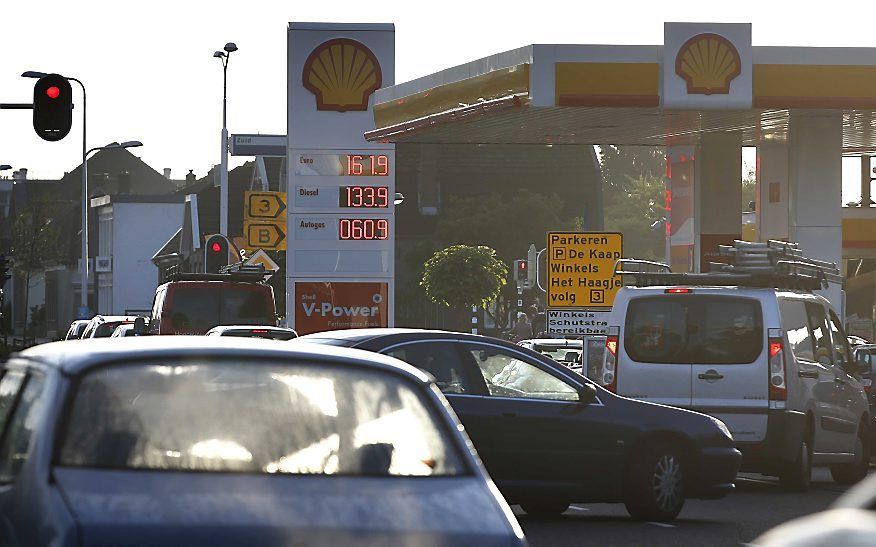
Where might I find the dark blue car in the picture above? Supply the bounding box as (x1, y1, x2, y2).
(299, 328, 742, 521)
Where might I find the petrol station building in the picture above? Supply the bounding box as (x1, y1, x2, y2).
(366, 22, 876, 315)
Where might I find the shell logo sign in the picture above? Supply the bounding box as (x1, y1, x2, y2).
(674, 33, 741, 95)
(302, 38, 383, 112)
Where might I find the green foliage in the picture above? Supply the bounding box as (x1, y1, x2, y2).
(599, 145, 665, 193)
(421, 245, 508, 309)
(742, 164, 756, 211)
(434, 189, 574, 265)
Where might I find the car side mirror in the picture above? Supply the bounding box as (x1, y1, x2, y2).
(577, 383, 598, 404)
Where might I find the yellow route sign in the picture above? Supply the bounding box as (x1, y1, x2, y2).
(547, 232, 623, 309)
(245, 191, 287, 220)
(245, 222, 287, 250)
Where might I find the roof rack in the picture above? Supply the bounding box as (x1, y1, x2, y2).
(615, 240, 841, 291)
(167, 262, 267, 283)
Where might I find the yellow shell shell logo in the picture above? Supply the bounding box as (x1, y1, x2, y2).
(302, 38, 383, 112)
(675, 33, 741, 95)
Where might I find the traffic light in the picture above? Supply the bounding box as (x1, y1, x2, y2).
(514, 259, 528, 283)
(32, 74, 73, 142)
(204, 234, 230, 273)
(0, 254, 10, 287)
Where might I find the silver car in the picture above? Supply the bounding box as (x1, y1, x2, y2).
(0, 337, 525, 546)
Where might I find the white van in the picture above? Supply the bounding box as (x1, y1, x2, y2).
(601, 285, 870, 490)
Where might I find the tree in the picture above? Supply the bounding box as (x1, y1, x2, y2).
(12, 196, 62, 336)
(599, 145, 665, 193)
(421, 245, 507, 313)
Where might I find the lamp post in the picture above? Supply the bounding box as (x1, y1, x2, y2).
(213, 42, 237, 237)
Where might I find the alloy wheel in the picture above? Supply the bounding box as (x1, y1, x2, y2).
(652, 454, 683, 512)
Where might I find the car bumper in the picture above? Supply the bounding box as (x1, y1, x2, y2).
(687, 446, 741, 499)
(736, 409, 807, 474)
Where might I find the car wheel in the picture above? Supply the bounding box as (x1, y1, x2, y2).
(779, 437, 812, 491)
(830, 424, 870, 485)
(624, 444, 685, 522)
(519, 500, 570, 518)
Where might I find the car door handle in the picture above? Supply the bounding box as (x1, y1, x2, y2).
(798, 370, 819, 379)
(697, 371, 724, 380)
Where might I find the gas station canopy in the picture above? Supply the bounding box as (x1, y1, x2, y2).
(366, 40, 876, 153)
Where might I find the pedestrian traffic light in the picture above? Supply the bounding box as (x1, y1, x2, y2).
(0, 254, 10, 287)
(32, 74, 73, 142)
(204, 234, 230, 273)
(515, 259, 528, 283)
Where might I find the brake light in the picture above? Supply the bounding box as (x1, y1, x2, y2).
(665, 288, 692, 294)
(768, 332, 787, 401)
(251, 329, 268, 334)
(602, 334, 619, 392)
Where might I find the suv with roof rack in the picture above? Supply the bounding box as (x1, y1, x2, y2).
(598, 240, 871, 490)
(149, 264, 276, 335)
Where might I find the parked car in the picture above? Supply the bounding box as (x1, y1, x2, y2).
(80, 315, 141, 339)
(150, 271, 276, 335)
(601, 284, 871, 490)
(206, 325, 298, 340)
(110, 320, 148, 338)
(0, 337, 525, 546)
(297, 328, 741, 521)
(852, 344, 876, 443)
(755, 471, 876, 545)
(63, 319, 90, 340)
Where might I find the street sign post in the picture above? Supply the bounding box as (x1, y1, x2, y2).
(230, 134, 287, 156)
(244, 191, 287, 250)
(546, 232, 623, 309)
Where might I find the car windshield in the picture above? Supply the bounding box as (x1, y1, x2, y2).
(625, 295, 763, 364)
(532, 344, 582, 363)
(95, 321, 130, 338)
(58, 360, 466, 477)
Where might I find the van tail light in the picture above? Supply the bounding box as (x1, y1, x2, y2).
(601, 333, 619, 392)
(768, 329, 787, 401)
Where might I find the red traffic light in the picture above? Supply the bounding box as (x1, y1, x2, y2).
(46, 86, 60, 99)
(211, 242, 222, 253)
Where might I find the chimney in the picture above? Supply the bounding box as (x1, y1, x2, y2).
(117, 171, 131, 195)
(186, 170, 196, 183)
(163, 168, 171, 179)
(12, 169, 27, 182)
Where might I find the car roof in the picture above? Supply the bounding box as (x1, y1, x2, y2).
(10, 336, 433, 383)
(298, 327, 448, 343)
(208, 325, 294, 332)
(521, 338, 584, 346)
(90, 315, 140, 323)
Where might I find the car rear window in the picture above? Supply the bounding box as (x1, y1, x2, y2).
(532, 345, 582, 364)
(58, 360, 466, 477)
(95, 321, 129, 338)
(625, 295, 763, 364)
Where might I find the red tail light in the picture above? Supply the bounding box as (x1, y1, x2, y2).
(665, 288, 692, 294)
(602, 334, 619, 392)
(768, 334, 787, 401)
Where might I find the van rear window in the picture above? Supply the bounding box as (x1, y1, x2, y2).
(625, 295, 763, 364)
(169, 286, 273, 333)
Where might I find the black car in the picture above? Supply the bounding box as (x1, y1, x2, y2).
(297, 328, 741, 521)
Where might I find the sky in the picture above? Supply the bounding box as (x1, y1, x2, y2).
(1, 0, 874, 200)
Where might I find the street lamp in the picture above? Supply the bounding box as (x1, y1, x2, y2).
(214, 42, 237, 237)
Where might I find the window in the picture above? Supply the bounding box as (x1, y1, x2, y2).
(220, 289, 273, 325)
(625, 296, 763, 364)
(387, 342, 477, 394)
(780, 299, 814, 362)
(467, 344, 578, 401)
(169, 286, 221, 332)
(0, 375, 45, 482)
(805, 302, 833, 365)
(59, 361, 466, 477)
(0, 371, 26, 432)
(828, 310, 852, 368)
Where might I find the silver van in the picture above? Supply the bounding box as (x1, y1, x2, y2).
(601, 285, 870, 490)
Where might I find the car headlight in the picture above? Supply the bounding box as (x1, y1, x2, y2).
(710, 417, 733, 441)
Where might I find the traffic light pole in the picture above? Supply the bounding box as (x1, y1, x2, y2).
(72, 78, 89, 314)
(219, 55, 230, 237)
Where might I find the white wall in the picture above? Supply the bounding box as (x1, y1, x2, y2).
(111, 201, 184, 314)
